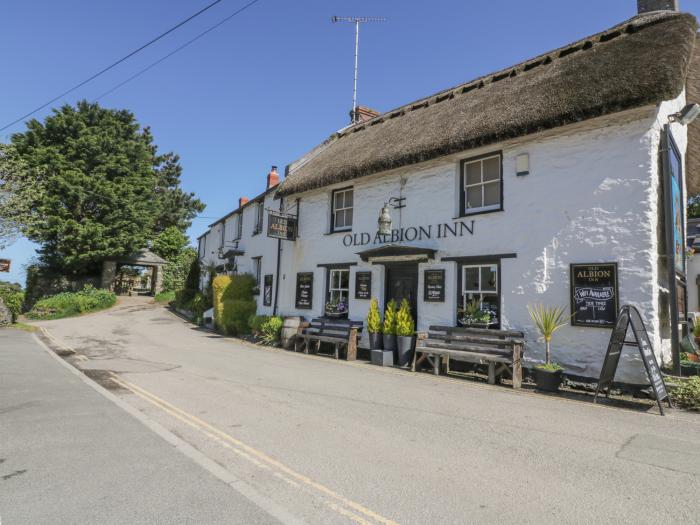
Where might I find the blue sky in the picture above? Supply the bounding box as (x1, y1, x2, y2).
(2, 0, 699, 285)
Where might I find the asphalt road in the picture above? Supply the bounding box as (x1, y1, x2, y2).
(26, 297, 700, 524)
(0, 326, 283, 525)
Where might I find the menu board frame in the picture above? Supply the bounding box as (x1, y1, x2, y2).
(424, 269, 445, 303)
(295, 272, 313, 310)
(355, 271, 372, 300)
(570, 263, 619, 328)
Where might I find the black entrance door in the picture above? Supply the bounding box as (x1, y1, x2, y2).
(385, 263, 418, 319)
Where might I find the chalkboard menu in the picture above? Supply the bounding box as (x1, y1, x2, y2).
(263, 274, 273, 306)
(595, 305, 672, 414)
(570, 263, 618, 328)
(424, 269, 445, 302)
(295, 272, 313, 309)
(355, 272, 371, 300)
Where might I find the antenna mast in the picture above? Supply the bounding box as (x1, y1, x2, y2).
(331, 16, 386, 124)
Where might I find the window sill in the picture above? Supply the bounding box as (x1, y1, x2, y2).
(454, 207, 503, 219)
(325, 229, 352, 236)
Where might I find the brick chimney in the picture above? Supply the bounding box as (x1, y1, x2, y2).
(239, 197, 249, 208)
(266, 165, 279, 190)
(637, 0, 679, 13)
(350, 106, 380, 124)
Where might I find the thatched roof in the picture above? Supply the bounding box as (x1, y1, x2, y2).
(278, 11, 698, 197)
(687, 32, 700, 194)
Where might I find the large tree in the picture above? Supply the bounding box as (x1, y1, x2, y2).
(0, 101, 204, 274)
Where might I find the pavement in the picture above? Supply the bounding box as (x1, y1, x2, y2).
(9, 296, 700, 524)
(0, 326, 282, 525)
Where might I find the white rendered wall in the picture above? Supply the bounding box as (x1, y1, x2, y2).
(277, 105, 686, 384)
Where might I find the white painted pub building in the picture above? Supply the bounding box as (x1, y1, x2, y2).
(199, 5, 700, 384)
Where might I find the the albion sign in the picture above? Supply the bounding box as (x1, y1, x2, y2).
(267, 212, 297, 241)
(342, 220, 475, 247)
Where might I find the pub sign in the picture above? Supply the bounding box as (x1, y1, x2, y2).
(570, 263, 618, 328)
(267, 212, 297, 241)
(0, 259, 10, 272)
(295, 272, 313, 309)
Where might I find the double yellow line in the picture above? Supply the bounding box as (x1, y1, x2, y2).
(110, 374, 399, 525)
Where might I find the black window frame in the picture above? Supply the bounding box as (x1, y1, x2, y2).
(251, 256, 262, 294)
(234, 213, 242, 240)
(324, 265, 351, 318)
(459, 151, 504, 218)
(330, 186, 354, 233)
(253, 201, 264, 236)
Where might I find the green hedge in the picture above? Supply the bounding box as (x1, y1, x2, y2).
(27, 285, 116, 320)
(0, 282, 24, 323)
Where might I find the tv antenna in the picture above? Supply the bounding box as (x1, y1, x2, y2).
(331, 16, 386, 123)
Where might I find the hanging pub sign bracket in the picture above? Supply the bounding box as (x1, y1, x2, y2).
(267, 210, 298, 241)
(594, 305, 673, 415)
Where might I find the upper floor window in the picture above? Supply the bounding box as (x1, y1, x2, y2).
(220, 222, 226, 250)
(460, 153, 502, 215)
(235, 214, 242, 240)
(331, 188, 353, 232)
(253, 202, 264, 235)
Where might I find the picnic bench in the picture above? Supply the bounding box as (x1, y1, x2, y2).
(412, 325, 525, 388)
(295, 318, 363, 361)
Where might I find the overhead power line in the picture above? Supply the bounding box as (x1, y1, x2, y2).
(94, 0, 262, 102)
(0, 0, 226, 132)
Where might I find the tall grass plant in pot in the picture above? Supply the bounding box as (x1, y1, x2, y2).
(527, 304, 570, 392)
(395, 299, 415, 367)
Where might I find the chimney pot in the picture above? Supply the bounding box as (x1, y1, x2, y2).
(239, 197, 249, 208)
(637, 0, 679, 13)
(266, 165, 280, 190)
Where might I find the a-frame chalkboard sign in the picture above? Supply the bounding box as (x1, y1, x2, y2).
(594, 305, 673, 415)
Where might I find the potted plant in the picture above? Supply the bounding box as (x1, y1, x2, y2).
(693, 323, 700, 349)
(527, 304, 570, 392)
(366, 298, 383, 350)
(382, 299, 397, 356)
(458, 299, 493, 328)
(325, 300, 348, 317)
(395, 299, 415, 367)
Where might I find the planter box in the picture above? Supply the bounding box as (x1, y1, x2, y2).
(369, 333, 383, 350)
(371, 349, 394, 367)
(396, 335, 415, 367)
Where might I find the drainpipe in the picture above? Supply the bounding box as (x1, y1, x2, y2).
(273, 196, 283, 316)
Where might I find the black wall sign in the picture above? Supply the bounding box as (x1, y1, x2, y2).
(355, 272, 371, 300)
(424, 269, 445, 302)
(263, 274, 273, 306)
(267, 212, 297, 240)
(570, 263, 618, 328)
(595, 305, 672, 415)
(295, 272, 313, 309)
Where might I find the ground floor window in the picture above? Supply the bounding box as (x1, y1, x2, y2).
(459, 263, 499, 327)
(252, 257, 262, 294)
(326, 268, 350, 317)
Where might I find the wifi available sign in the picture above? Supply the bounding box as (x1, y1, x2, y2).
(570, 263, 619, 328)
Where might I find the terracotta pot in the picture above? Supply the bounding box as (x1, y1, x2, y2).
(687, 353, 700, 363)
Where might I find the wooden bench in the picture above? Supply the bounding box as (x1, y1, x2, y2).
(295, 318, 363, 361)
(412, 325, 525, 388)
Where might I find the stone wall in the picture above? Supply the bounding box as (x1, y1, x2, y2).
(0, 297, 11, 326)
(24, 266, 100, 310)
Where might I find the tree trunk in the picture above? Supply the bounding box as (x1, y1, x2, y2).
(545, 337, 551, 364)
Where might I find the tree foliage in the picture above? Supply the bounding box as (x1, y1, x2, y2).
(152, 226, 189, 261)
(0, 101, 204, 274)
(689, 195, 700, 219)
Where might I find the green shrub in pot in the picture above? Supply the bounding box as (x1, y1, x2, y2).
(395, 299, 415, 367)
(366, 298, 383, 350)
